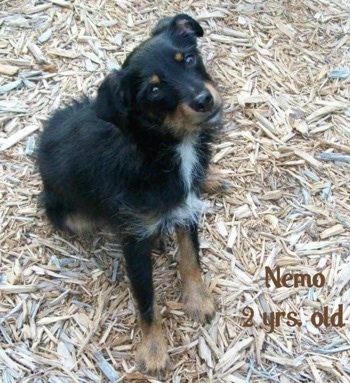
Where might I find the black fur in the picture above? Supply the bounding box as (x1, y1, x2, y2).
(37, 14, 222, 376)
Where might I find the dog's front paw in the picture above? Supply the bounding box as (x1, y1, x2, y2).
(201, 173, 233, 195)
(183, 281, 216, 323)
(137, 333, 170, 380)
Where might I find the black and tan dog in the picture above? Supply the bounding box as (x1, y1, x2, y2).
(38, 14, 222, 378)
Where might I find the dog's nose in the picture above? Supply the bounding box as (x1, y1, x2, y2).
(190, 90, 214, 112)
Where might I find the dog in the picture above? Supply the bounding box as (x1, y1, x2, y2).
(37, 14, 223, 378)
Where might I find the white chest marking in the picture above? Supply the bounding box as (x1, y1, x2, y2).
(170, 191, 204, 225)
(134, 137, 204, 239)
(140, 192, 204, 238)
(176, 136, 198, 192)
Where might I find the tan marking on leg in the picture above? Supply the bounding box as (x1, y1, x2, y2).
(65, 214, 95, 235)
(202, 167, 232, 194)
(202, 178, 226, 194)
(176, 230, 216, 323)
(137, 307, 170, 379)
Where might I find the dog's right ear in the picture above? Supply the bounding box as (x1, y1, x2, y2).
(94, 70, 126, 125)
(152, 14, 204, 39)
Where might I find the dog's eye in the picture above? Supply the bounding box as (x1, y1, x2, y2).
(149, 85, 160, 95)
(184, 54, 196, 67)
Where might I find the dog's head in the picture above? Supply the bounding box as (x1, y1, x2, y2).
(95, 14, 222, 138)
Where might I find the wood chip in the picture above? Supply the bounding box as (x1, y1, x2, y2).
(48, 48, 80, 59)
(306, 104, 347, 123)
(237, 94, 269, 106)
(27, 43, 49, 64)
(50, 0, 73, 8)
(216, 338, 254, 372)
(260, 190, 283, 200)
(318, 152, 350, 163)
(0, 64, 19, 76)
(0, 125, 39, 151)
(319, 224, 345, 239)
(94, 352, 120, 382)
(294, 150, 323, 170)
(0, 285, 38, 294)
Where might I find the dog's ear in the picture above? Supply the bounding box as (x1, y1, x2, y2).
(152, 14, 204, 38)
(94, 70, 127, 125)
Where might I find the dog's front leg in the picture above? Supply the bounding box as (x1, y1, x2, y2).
(176, 225, 216, 323)
(123, 237, 170, 379)
(201, 166, 232, 194)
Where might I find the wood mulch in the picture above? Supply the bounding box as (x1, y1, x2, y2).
(0, 1, 349, 382)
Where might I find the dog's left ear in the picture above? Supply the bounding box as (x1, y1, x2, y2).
(152, 14, 204, 38)
(94, 70, 127, 126)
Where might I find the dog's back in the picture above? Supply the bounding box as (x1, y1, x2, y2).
(38, 97, 133, 232)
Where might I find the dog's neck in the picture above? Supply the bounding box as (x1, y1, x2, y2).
(122, 115, 211, 192)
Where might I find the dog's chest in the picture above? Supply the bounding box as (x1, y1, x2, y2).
(136, 137, 205, 238)
(167, 137, 203, 225)
(176, 136, 198, 192)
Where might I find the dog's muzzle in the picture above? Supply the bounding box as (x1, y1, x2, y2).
(190, 89, 214, 113)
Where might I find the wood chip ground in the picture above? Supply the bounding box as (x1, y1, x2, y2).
(1, 1, 349, 382)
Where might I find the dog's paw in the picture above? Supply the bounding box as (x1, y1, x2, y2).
(183, 281, 216, 323)
(201, 175, 233, 195)
(137, 333, 170, 380)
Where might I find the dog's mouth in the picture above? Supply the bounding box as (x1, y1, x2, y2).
(201, 107, 222, 125)
(163, 102, 222, 137)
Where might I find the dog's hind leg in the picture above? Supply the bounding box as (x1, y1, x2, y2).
(64, 213, 96, 235)
(123, 237, 170, 379)
(40, 189, 94, 235)
(176, 224, 216, 323)
(40, 188, 70, 231)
